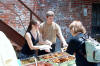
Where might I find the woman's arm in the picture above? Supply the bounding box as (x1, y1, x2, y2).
(25, 32, 52, 52)
(25, 32, 40, 50)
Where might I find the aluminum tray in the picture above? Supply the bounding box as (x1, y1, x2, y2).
(38, 52, 76, 66)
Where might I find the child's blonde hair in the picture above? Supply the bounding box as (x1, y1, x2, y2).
(69, 20, 86, 34)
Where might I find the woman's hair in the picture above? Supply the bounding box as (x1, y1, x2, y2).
(26, 19, 38, 32)
(69, 20, 86, 34)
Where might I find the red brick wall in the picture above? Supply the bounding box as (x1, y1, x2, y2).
(0, 0, 30, 36)
(0, 0, 100, 39)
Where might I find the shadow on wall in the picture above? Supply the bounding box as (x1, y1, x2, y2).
(55, 38, 61, 52)
(66, 32, 72, 44)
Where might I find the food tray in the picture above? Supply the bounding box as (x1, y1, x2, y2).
(38, 52, 76, 66)
(48, 55, 76, 66)
(23, 61, 53, 66)
(21, 52, 76, 66)
(20, 57, 36, 66)
(48, 59, 76, 66)
(39, 52, 69, 61)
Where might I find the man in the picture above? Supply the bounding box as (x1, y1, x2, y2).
(39, 11, 68, 52)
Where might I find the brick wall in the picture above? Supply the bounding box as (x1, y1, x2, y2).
(0, 0, 100, 39)
(0, 0, 30, 36)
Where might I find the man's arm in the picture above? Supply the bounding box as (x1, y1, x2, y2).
(56, 24, 68, 47)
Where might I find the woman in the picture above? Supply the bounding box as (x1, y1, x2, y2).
(18, 19, 52, 60)
(66, 20, 97, 66)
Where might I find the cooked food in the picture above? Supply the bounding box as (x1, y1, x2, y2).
(41, 52, 70, 59)
(21, 57, 35, 65)
(51, 56, 75, 63)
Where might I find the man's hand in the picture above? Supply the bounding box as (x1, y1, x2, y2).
(44, 48, 51, 52)
(63, 42, 68, 48)
(61, 42, 68, 52)
(39, 45, 52, 52)
(45, 40, 52, 46)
